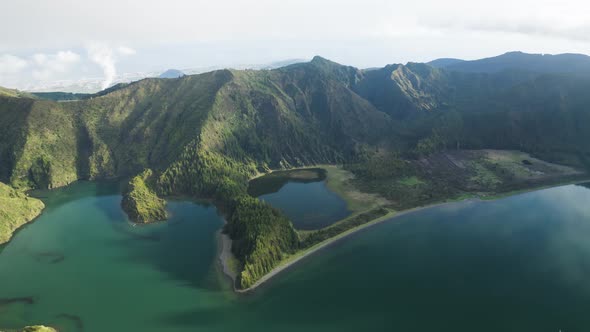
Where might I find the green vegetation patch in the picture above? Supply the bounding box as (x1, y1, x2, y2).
(0, 182, 45, 244)
(398, 176, 425, 186)
(122, 169, 168, 223)
(468, 161, 502, 188)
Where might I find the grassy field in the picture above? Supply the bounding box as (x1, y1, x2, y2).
(347, 149, 587, 210)
(321, 165, 390, 213)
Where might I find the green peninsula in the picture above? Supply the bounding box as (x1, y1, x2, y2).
(0, 182, 44, 244)
(122, 169, 167, 223)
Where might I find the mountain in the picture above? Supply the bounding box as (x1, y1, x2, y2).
(0, 59, 393, 288)
(427, 58, 465, 68)
(258, 58, 307, 69)
(2, 53, 590, 288)
(159, 69, 185, 79)
(438, 51, 590, 75)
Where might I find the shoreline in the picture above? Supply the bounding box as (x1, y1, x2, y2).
(232, 200, 465, 293)
(0, 206, 45, 246)
(217, 229, 238, 286)
(220, 176, 590, 293)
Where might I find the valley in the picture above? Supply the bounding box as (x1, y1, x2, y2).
(1, 53, 590, 293)
(5, 0, 590, 330)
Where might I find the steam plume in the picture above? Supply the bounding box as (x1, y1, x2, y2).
(87, 43, 116, 90)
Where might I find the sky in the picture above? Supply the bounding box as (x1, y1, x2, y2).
(1, 0, 590, 90)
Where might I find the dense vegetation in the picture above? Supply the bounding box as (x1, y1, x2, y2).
(121, 169, 167, 223)
(0, 182, 44, 244)
(2, 52, 590, 288)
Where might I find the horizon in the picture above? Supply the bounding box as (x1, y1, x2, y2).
(3, 50, 590, 93)
(3, 0, 590, 92)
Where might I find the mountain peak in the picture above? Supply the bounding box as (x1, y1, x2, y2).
(159, 69, 185, 79)
(310, 56, 342, 67)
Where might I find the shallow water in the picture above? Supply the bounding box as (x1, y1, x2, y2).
(2, 182, 590, 331)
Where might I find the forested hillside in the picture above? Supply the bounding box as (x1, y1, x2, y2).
(1, 52, 590, 288)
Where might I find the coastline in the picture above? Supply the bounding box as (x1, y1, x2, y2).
(220, 176, 590, 293)
(0, 206, 45, 246)
(232, 199, 472, 293)
(218, 230, 238, 286)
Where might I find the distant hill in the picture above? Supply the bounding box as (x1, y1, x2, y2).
(159, 69, 185, 79)
(437, 51, 590, 75)
(0, 87, 34, 98)
(427, 58, 465, 68)
(258, 59, 307, 69)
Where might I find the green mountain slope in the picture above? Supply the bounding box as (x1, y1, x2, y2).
(1, 53, 590, 287)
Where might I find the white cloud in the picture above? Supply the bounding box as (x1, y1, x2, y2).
(57, 50, 81, 63)
(0, 54, 28, 74)
(31, 50, 81, 80)
(422, 17, 590, 43)
(117, 46, 136, 56)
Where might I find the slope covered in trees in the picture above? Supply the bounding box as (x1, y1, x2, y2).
(1, 52, 590, 288)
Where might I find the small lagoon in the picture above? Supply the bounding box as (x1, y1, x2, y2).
(248, 168, 352, 230)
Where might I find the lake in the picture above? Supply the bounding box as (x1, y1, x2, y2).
(2, 181, 590, 331)
(248, 169, 351, 229)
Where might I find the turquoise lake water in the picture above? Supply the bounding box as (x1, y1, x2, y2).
(1, 181, 590, 331)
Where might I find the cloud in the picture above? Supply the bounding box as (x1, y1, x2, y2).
(87, 42, 136, 90)
(424, 18, 590, 43)
(117, 46, 136, 56)
(31, 50, 81, 80)
(0, 54, 28, 74)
